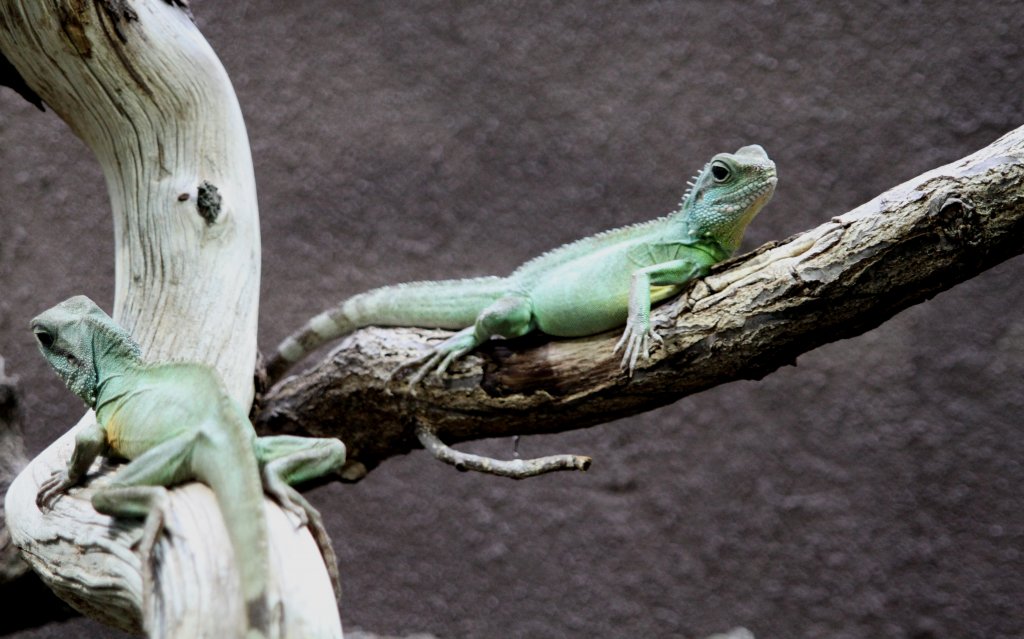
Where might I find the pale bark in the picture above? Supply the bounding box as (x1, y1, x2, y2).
(1, 1, 340, 637)
(258, 125, 1024, 477)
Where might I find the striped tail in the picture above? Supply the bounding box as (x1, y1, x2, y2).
(266, 276, 509, 384)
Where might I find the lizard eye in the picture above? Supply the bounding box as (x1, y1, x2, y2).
(34, 327, 55, 349)
(711, 161, 732, 183)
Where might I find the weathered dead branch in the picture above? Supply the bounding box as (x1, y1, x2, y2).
(258, 125, 1024, 477)
(1, 0, 339, 636)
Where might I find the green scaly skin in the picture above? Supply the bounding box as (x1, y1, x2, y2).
(267, 145, 777, 386)
(31, 296, 347, 639)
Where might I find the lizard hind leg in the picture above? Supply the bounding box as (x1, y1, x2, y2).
(91, 484, 170, 550)
(402, 326, 480, 388)
(399, 294, 535, 388)
(255, 435, 346, 602)
(91, 486, 170, 592)
(89, 432, 199, 618)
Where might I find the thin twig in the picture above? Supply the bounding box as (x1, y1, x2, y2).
(415, 426, 591, 479)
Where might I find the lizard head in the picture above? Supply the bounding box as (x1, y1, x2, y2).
(679, 144, 778, 255)
(31, 295, 142, 407)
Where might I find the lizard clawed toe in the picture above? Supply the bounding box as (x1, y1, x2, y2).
(615, 324, 664, 376)
(133, 515, 161, 554)
(262, 474, 311, 528)
(36, 469, 74, 510)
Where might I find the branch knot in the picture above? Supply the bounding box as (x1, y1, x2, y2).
(928, 188, 979, 247)
(196, 181, 222, 225)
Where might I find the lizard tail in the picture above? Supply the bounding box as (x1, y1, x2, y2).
(196, 440, 273, 638)
(266, 276, 509, 384)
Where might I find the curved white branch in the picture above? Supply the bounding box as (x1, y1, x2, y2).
(0, 1, 340, 636)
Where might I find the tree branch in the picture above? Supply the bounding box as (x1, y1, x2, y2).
(258, 125, 1024, 478)
(415, 426, 591, 479)
(1, 1, 339, 636)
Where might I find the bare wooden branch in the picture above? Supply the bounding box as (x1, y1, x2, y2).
(0, 1, 340, 636)
(259, 125, 1024, 476)
(415, 426, 591, 479)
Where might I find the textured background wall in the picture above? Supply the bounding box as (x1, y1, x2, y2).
(2, 2, 1023, 638)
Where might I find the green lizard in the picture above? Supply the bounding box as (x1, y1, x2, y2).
(266, 144, 777, 386)
(32, 296, 347, 639)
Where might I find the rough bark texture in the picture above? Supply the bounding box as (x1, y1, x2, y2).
(259, 125, 1024, 475)
(4, 3, 1024, 638)
(0, 0, 339, 636)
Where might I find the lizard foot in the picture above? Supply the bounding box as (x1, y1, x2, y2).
(36, 468, 75, 510)
(614, 321, 664, 377)
(133, 506, 169, 617)
(262, 476, 342, 601)
(89, 484, 172, 616)
(390, 329, 478, 391)
(132, 507, 166, 557)
(262, 470, 309, 527)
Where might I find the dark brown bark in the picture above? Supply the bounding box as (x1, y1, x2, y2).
(0, 359, 82, 634)
(0, 51, 42, 109)
(257, 125, 1024, 477)
(0, 357, 27, 583)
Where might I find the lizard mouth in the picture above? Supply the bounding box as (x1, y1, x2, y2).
(722, 173, 777, 208)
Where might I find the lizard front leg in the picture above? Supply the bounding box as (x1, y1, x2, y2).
(36, 418, 108, 509)
(615, 259, 708, 376)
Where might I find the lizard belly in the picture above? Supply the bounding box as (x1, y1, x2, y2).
(650, 283, 684, 304)
(101, 390, 198, 460)
(529, 254, 636, 337)
(105, 412, 163, 459)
